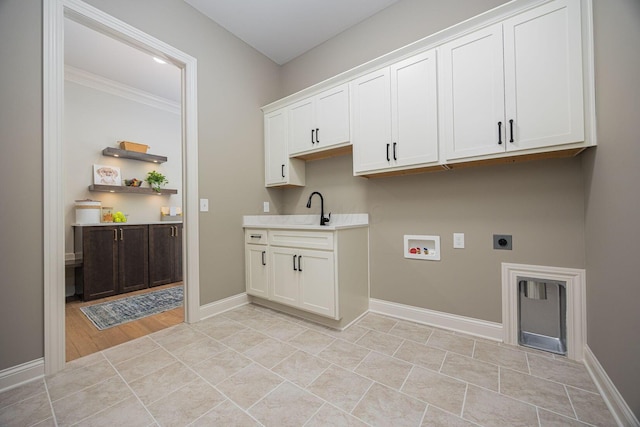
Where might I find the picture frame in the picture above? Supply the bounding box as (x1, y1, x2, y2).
(93, 164, 121, 186)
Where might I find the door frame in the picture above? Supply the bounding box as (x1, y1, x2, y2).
(44, 0, 200, 375)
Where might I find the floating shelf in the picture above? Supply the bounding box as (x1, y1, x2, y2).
(89, 184, 177, 195)
(102, 147, 167, 164)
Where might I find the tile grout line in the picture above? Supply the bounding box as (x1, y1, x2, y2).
(460, 383, 469, 418)
(42, 379, 58, 427)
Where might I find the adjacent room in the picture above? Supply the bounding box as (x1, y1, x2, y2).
(1, 0, 638, 426)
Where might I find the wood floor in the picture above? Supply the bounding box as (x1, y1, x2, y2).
(65, 283, 184, 362)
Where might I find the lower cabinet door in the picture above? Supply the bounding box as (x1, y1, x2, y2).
(245, 245, 269, 298)
(118, 225, 149, 294)
(270, 247, 299, 306)
(149, 224, 175, 287)
(82, 226, 119, 301)
(298, 249, 336, 318)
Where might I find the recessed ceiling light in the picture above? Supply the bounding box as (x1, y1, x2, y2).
(153, 57, 167, 65)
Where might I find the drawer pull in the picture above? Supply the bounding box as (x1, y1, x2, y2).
(509, 119, 514, 143)
(250, 234, 263, 239)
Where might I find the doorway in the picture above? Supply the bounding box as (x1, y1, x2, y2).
(44, 0, 200, 375)
(63, 16, 184, 361)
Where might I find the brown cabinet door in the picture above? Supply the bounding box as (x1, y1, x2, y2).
(149, 224, 176, 287)
(82, 226, 119, 301)
(174, 224, 183, 282)
(118, 225, 149, 293)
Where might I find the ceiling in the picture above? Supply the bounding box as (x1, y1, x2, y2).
(64, 1, 400, 101)
(184, 0, 400, 65)
(64, 18, 182, 103)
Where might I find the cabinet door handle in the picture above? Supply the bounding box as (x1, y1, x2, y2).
(386, 143, 390, 161)
(113, 229, 117, 241)
(298, 255, 302, 272)
(261, 251, 266, 266)
(293, 255, 298, 271)
(119, 228, 124, 241)
(170, 226, 174, 237)
(281, 164, 285, 178)
(311, 129, 315, 144)
(315, 128, 319, 144)
(509, 119, 514, 143)
(393, 142, 397, 161)
(498, 121, 503, 145)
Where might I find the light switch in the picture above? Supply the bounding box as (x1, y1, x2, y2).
(199, 198, 209, 212)
(263, 201, 270, 213)
(453, 233, 465, 249)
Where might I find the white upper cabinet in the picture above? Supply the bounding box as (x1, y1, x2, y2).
(352, 49, 439, 175)
(289, 84, 350, 157)
(439, 25, 505, 160)
(439, 0, 584, 162)
(503, 0, 584, 151)
(264, 108, 305, 187)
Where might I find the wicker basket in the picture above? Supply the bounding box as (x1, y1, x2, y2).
(119, 141, 149, 153)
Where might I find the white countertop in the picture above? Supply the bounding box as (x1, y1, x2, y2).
(72, 221, 182, 226)
(243, 214, 368, 230)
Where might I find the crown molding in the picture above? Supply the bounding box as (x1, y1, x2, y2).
(65, 65, 180, 115)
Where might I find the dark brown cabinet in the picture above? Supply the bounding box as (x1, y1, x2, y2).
(149, 224, 183, 287)
(74, 225, 149, 301)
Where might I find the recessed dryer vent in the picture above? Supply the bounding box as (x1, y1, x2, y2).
(404, 235, 440, 261)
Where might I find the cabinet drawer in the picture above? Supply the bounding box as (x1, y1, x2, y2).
(269, 230, 334, 250)
(245, 229, 268, 245)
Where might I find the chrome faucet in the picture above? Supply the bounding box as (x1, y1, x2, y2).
(306, 191, 331, 226)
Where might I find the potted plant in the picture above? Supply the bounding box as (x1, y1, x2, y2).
(146, 170, 168, 192)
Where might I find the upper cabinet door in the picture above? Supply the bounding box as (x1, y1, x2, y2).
(391, 49, 439, 167)
(288, 98, 315, 155)
(439, 24, 506, 161)
(265, 108, 305, 187)
(289, 84, 350, 157)
(503, 0, 584, 152)
(265, 108, 288, 186)
(351, 68, 393, 173)
(315, 84, 350, 149)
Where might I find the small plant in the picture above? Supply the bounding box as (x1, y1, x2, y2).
(146, 170, 168, 192)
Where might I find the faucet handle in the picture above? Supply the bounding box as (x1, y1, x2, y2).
(323, 212, 331, 225)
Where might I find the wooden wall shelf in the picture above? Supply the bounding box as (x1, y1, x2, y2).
(102, 147, 167, 164)
(89, 184, 177, 195)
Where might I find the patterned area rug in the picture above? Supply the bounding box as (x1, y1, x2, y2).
(80, 286, 183, 330)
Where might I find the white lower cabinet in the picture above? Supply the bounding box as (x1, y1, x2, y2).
(270, 246, 335, 317)
(245, 245, 269, 299)
(244, 227, 368, 324)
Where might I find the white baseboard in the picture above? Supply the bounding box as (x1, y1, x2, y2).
(369, 298, 503, 341)
(584, 345, 639, 427)
(0, 358, 44, 393)
(198, 292, 250, 321)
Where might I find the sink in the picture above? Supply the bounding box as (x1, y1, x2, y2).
(242, 214, 368, 230)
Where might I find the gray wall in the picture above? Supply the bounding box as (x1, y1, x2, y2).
(280, 0, 585, 323)
(583, 0, 640, 416)
(0, 0, 44, 371)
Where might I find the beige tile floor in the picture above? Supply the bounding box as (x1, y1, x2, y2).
(0, 304, 618, 427)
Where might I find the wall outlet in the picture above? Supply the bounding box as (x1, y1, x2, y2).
(493, 234, 512, 250)
(453, 233, 465, 249)
(199, 198, 209, 212)
(263, 201, 270, 213)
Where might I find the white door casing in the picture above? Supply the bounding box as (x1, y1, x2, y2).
(44, 0, 200, 375)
